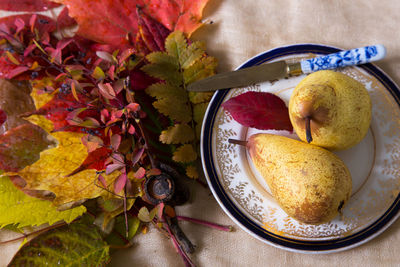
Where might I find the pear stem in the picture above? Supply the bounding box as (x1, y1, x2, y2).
(228, 139, 247, 146)
(305, 116, 313, 143)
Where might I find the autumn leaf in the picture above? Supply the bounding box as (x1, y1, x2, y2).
(0, 123, 56, 172)
(160, 124, 195, 144)
(153, 97, 192, 123)
(172, 144, 197, 163)
(0, 0, 60, 12)
(57, 0, 211, 48)
(0, 176, 86, 228)
(7, 115, 120, 206)
(221, 91, 293, 131)
(185, 165, 198, 179)
(9, 220, 110, 266)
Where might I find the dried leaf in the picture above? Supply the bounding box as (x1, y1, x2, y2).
(221, 91, 293, 131)
(160, 124, 195, 144)
(172, 144, 197, 163)
(9, 220, 110, 266)
(185, 165, 199, 179)
(188, 91, 214, 104)
(0, 176, 86, 228)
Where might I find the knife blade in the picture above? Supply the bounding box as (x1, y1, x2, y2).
(187, 44, 386, 92)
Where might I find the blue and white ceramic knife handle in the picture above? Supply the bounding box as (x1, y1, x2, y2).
(299, 44, 386, 73)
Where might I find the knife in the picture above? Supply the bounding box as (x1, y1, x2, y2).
(187, 44, 386, 92)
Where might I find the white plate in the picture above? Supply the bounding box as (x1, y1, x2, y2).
(201, 44, 400, 253)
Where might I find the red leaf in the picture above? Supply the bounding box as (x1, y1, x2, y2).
(0, 109, 7, 127)
(98, 83, 116, 99)
(221, 92, 293, 131)
(126, 103, 140, 112)
(0, 123, 55, 172)
(114, 172, 127, 194)
(67, 147, 111, 176)
(0, 0, 60, 12)
(57, 7, 76, 28)
(58, 0, 210, 48)
(136, 7, 170, 52)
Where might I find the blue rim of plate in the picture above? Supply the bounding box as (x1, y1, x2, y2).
(201, 44, 400, 253)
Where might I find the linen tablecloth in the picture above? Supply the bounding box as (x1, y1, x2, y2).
(1, 0, 400, 266)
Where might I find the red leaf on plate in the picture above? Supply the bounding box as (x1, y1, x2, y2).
(221, 91, 293, 131)
(0, 0, 60, 12)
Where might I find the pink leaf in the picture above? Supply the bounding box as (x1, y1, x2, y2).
(132, 147, 144, 165)
(128, 124, 135, 134)
(111, 153, 124, 164)
(114, 172, 127, 194)
(14, 18, 25, 33)
(98, 174, 107, 188)
(98, 83, 116, 99)
(111, 134, 121, 150)
(126, 103, 140, 112)
(106, 163, 124, 175)
(134, 167, 146, 179)
(221, 92, 293, 131)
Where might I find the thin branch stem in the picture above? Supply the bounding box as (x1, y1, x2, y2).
(176, 216, 233, 232)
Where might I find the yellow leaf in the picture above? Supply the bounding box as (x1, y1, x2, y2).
(0, 176, 86, 228)
(185, 165, 199, 179)
(188, 91, 214, 104)
(30, 78, 57, 109)
(7, 116, 119, 206)
(92, 66, 105, 80)
(160, 124, 195, 144)
(153, 98, 192, 123)
(5, 51, 20, 65)
(184, 56, 217, 85)
(172, 144, 197, 163)
(145, 82, 187, 102)
(71, 81, 79, 101)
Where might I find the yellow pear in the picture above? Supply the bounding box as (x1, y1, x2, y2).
(245, 133, 352, 224)
(289, 70, 372, 150)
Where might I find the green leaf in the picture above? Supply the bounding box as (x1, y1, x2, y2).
(0, 176, 86, 228)
(92, 66, 105, 80)
(160, 124, 195, 144)
(9, 221, 110, 266)
(153, 98, 192, 123)
(137, 206, 158, 222)
(142, 52, 181, 86)
(146, 82, 188, 101)
(189, 91, 214, 104)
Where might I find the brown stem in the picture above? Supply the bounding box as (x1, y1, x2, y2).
(123, 187, 129, 238)
(305, 116, 313, 143)
(169, 217, 195, 254)
(228, 139, 247, 146)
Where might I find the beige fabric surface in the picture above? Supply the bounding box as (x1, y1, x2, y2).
(1, 0, 400, 266)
